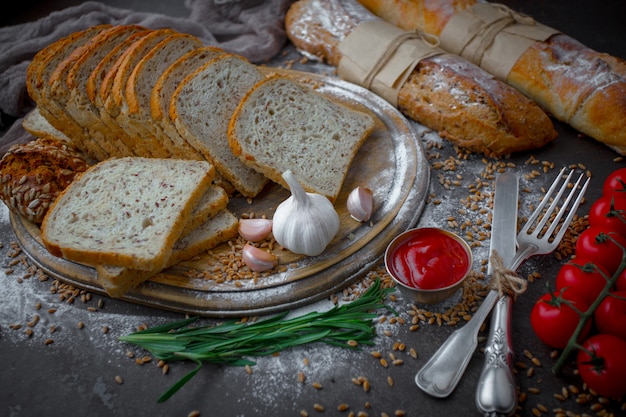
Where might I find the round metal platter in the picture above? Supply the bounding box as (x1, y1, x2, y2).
(11, 69, 430, 317)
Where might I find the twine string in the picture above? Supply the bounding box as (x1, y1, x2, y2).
(488, 249, 527, 299)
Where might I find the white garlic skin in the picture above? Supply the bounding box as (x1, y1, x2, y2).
(272, 170, 340, 257)
(242, 243, 277, 272)
(238, 218, 273, 242)
(347, 186, 373, 222)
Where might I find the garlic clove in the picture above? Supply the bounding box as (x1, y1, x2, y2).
(238, 218, 273, 242)
(242, 242, 277, 272)
(347, 186, 373, 222)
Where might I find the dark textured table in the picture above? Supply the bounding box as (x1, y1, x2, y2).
(2, 1, 626, 416)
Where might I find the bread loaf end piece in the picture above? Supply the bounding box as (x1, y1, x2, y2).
(228, 75, 375, 203)
(41, 157, 215, 271)
(171, 54, 268, 198)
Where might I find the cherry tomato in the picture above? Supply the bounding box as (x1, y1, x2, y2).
(602, 167, 626, 205)
(530, 289, 591, 349)
(577, 333, 626, 398)
(575, 225, 626, 275)
(555, 258, 609, 306)
(594, 290, 626, 340)
(587, 195, 626, 236)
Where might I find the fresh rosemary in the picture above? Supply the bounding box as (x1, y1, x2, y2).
(119, 278, 396, 402)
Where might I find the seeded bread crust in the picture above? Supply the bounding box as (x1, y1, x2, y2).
(95, 209, 238, 298)
(0, 137, 89, 223)
(228, 75, 375, 202)
(41, 157, 215, 271)
(285, 0, 557, 157)
(170, 54, 269, 198)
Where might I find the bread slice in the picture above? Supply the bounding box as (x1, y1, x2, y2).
(122, 32, 204, 158)
(95, 209, 238, 298)
(86, 28, 153, 157)
(170, 54, 269, 198)
(41, 157, 215, 271)
(151, 46, 226, 160)
(181, 184, 229, 236)
(58, 25, 147, 158)
(228, 75, 375, 202)
(26, 25, 112, 160)
(22, 107, 71, 143)
(101, 29, 177, 157)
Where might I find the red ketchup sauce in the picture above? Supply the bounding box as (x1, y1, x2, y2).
(388, 228, 470, 290)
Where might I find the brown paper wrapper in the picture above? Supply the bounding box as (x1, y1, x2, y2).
(439, 3, 559, 81)
(338, 20, 444, 106)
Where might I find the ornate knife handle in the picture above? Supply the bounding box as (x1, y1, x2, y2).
(475, 295, 517, 416)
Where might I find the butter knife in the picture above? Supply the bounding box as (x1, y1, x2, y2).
(414, 172, 519, 398)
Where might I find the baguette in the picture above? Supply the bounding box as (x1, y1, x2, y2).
(358, 0, 626, 154)
(228, 75, 374, 202)
(285, 0, 557, 157)
(96, 209, 238, 298)
(41, 157, 215, 272)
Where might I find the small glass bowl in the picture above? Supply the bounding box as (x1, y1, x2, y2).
(384, 227, 473, 304)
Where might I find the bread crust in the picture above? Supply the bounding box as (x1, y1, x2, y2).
(358, 0, 626, 154)
(285, 0, 556, 157)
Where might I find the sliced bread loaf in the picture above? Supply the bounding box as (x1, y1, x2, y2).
(26, 25, 112, 160)
(151, 46, 226, 161)
(228, 75, 375, 202)
(122, 32, 204, 158)
(102, 29, 177, 157)
(41, 157, 215, 271)
(170, 54, 269, 198)
(63, 25, 147, 158)
(95, 209, 238, 298)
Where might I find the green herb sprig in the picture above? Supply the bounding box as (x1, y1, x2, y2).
(119, 279, 396, 402)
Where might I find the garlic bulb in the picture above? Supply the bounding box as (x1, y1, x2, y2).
(272, 170, 340, 256)
(347, 186, 373, 222)
(242, 243, 277, 272)
(238, 218, 273, 242)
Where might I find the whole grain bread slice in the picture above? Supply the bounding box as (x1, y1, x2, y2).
(62, 25, 147, 158)
(86, 28, 153, 156)
(26, 25, 112, 160)
(228, 75, 375, 202)
(101, 29, 177, 157)
(41, 157, 215, 271)
(95, 209, 238, 298)
(22, 108, 71, 143)
(170, 54, 269, 198)
(182, 184, 229, 236)
(122, 32, 204, 158)
(151, 46, 226, 161)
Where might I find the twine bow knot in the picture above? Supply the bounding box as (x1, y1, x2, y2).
(488, 250, 527, 299)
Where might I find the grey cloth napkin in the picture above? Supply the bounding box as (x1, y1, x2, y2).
(0, 0, 293, 154)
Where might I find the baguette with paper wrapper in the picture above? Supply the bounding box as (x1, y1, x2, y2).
(285, 0, 556, 157)
(358, 0, 626, 155)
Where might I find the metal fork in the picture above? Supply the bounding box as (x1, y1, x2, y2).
(475, 167, 590, 416)
(415, 168, 590, 402)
